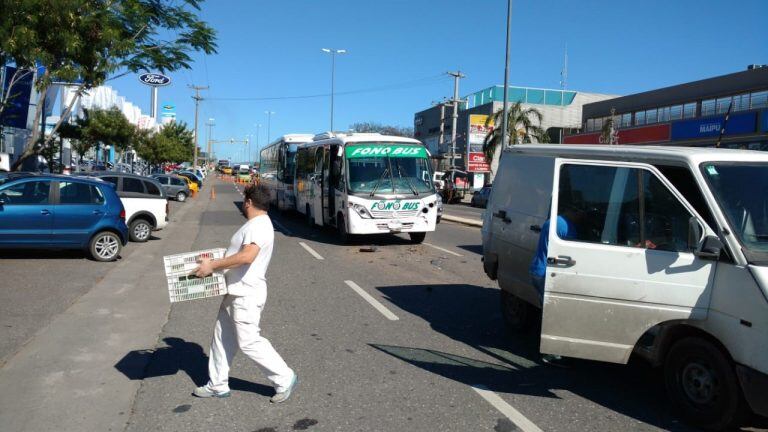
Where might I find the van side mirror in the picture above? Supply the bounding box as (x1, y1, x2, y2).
(696, 235, 724, 260)
(688, 217, 703, 251)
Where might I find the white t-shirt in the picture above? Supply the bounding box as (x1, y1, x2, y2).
(223, 214, 274, 296)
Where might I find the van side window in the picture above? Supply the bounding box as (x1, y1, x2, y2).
(123, 177, 145, 193)
(655, 165, 717, 230)
(558, 164, 696, 252)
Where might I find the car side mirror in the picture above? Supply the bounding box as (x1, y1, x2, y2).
(696, 235, 724, 260)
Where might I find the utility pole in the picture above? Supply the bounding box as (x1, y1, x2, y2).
(447, 71, 465, 185)
(322, 48, 347, 131)
(206, 118, 215, 162)
(189, 85, 208, 167)
(265, 111, 275, 143)
(501, 0, 512, 149)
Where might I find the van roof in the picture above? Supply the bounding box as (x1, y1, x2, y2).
(508, 144, 768, 165)
(311, 132, 421, 145)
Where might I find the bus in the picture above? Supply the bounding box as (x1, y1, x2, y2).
(294, 132, 439, 243)
(259, 134, 314, 210)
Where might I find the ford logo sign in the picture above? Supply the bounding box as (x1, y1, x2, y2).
(138, 73, 171, 87)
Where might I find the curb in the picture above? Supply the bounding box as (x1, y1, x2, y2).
(441, 214, 483, 227)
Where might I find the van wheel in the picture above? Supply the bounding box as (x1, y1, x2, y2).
(176, 191, 187, 202)
(337, 214, 349, 244)
(89, 231, 121, 262)
(500, 290, 536, 333)
(409, 232, 426, 244)
(129, 219, 152, 242)
(664, 337, 747, 431)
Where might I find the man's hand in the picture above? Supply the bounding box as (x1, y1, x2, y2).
(194, 258, 215, 278)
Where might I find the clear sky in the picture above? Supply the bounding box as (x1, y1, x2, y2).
(108, 0, 768, 162)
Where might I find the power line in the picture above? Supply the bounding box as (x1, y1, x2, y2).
(207, 74, 451, 101)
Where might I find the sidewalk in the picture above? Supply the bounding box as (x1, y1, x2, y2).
(0, 187, 213, 432)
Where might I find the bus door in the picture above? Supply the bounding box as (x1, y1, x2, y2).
(327, 145, 340, 224)
(312, 147, 324, 225)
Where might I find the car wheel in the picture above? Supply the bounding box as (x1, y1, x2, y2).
(176, 191, 187, 202)
(664, 337, 747, 431)
(89, 231, 121, 262)
(337, 214, 349, 244)
(129, 219, 152, 242)
(500, 290, 537, 333)
(409, 232, 426, 244)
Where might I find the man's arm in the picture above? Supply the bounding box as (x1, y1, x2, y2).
(194, 243, 260, 278)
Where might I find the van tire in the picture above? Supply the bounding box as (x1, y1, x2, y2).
(409, 232, 426, 244)
(500, 290, 536, 333)
(664, 337, 747, 431)
(129, 218, 152, 242)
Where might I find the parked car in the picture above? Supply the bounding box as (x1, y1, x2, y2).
(0, 173, 128, 261)
(177, 171, 203, 189)
(482, 144, 768, 430)
(87, 172, 168, 243)
(470, 185, 492, 208)
(151, 174, 191, 202)
(177, 174, 199, 195)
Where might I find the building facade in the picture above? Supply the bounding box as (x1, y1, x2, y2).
(414, 85, 615, 185)
(564, 67, 768, 149)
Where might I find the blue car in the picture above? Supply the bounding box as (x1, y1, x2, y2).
(0, 173, 129, 261)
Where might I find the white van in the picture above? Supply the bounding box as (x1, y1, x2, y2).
(482, 144, 768, 430)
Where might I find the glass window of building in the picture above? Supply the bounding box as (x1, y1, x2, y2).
(670, 105, 683, 120)
(635, 111, 646, 125)
(733, 93, 750, 111)
(683, 103, 697, 118)
(751, 91, 768, 109)
(621, 113, 632, 128)
(716, 97, 732, 114)
(594, 117, 603, 131)
(701, 99, 716, 117)
(646, 108, 658, 124)
(586, 118, 595, 132)
(658, 107, 670, 122)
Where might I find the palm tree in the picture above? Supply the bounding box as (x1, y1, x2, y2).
(600, 109, 619, 145)
(482, 102, 547, 180)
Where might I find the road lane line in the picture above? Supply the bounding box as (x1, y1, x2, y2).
(344, 280, 399, 321)
(471, 385, 543, 432)
(423, 242, 463, 257)
(298, 242, 324, 260)
(272, 219, 293, 236)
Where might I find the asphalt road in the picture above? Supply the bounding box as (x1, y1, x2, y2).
(2, 177, 766, 432)
(443, 202, 485, 222)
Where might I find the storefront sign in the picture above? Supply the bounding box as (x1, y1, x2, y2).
(138, 73, 171, 87)
(0, 66, 33, 129)
(468, 115, 493, 171)
(563, 124, 670, 145)
(762, 110, 768, 132)
(346, 145, 427, 159)
(671, 112, 757, 140)
(467, 152, 490, 172)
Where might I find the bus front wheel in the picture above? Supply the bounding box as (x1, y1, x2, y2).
(337, 214, 350, 244)
(409, 232, 426, 244)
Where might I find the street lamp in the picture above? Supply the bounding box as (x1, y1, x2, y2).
(265, 111, 275, 143)
(254, 123, 262, 164)
(206, 118, 215, 165)
(321, 48, 347, 132)
(500, 0, 512, 149)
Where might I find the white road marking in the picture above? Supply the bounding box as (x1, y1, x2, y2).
(423, 242, 463, 257)
(344, 280, 399, 321)
(272, 219, 293, 236)
(298, 242, 324, 260)
(471, 385, 543, 432)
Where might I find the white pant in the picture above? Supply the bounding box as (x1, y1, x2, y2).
(206, 294, 294, 393)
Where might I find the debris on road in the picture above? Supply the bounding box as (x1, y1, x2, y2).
(359, 245, 377, 252)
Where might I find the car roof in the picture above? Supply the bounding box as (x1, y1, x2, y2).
(1, 172, 109, 186)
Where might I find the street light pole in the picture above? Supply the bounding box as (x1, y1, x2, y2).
(254, 123, 262, 164)
(206, 118, 215, 165)
(501, 0, 512, 149)
(322, 48, 347, 132)
(265, 111, 275, 143)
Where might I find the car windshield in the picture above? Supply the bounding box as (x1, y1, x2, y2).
(702, 162, 768, 264)
(346, 144, 434, 195)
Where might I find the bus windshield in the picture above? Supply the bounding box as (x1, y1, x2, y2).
(345, 144, 434, 195)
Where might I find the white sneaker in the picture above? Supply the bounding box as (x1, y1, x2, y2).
(270, 374, 298, 403)
(193, 385, 231, 398)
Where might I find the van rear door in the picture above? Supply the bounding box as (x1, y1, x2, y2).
(541, 159, 717, 364)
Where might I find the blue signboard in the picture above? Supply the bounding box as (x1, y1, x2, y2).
(0, 66, 34, 129)
(762, 110, 768, 133)
(671, 112, 757, 141)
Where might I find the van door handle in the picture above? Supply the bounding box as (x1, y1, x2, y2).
(493, 210, 511, 224)
(547, 255, 575, 266)
(530, 224, 542, 233)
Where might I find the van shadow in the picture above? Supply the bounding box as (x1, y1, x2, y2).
(456, 244, 482, 255)
(0, 248, 121, 261)
(375, 284, 699, 431)
(115, 337, 272, 396)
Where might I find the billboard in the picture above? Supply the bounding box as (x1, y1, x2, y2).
(160, 102, 176, 125)
(671, 112, 757, 140)
(467, 114, 493, 172)
(563, 124, 670, 145)
(0, 66, 34, 129)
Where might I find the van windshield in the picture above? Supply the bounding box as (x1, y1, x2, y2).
(702, 162, 768, 264)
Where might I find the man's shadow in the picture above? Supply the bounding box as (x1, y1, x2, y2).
(115, 337, 272, 396)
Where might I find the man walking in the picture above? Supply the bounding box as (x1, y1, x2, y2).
(193, 184, 297, 402)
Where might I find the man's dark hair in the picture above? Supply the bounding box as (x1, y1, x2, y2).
(244, 184, 270, 211)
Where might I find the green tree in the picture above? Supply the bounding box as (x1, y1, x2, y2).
(349, 121, 414, 137)
(136, 122, 194, 165)
(81, 108, 136, 156)
(1, 0, 217, 170)
(600, 109, 619, 145)
(482, 102, 547, 179)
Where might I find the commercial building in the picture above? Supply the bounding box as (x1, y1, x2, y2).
(414, 84, 615, 186)
(564, 66, 768, 149)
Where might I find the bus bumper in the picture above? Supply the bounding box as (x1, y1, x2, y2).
(348, 212, 436, 235)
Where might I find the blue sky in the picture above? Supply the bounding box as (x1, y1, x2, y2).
(108, 0, 768, 162)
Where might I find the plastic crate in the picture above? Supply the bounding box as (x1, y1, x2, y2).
(163, 248, 228, 303)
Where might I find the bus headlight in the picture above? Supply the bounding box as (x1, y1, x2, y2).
(351, 203, 372, 219)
